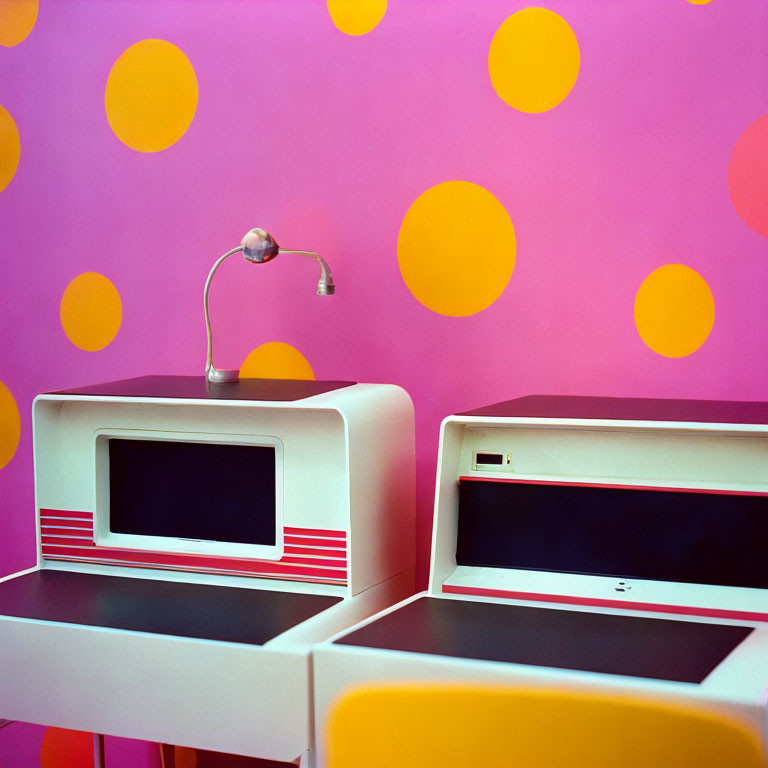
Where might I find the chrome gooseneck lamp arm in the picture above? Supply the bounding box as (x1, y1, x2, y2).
(204, 228, 335, 384)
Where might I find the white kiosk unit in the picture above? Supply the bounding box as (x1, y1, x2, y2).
(0, 375, 414, 766)
(314, 395, 768, 765)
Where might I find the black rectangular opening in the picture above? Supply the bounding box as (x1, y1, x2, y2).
(457, 478, 768, 589)
(476, 452, 504, 465)
(109, 439, 276, 545)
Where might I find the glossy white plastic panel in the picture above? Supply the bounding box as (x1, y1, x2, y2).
(429, 416, 768, 606)
(0, 566, 413, 763)
(32, 382, 415, 595)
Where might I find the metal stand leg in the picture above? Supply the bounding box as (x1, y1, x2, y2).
(93, 733, 106, 768)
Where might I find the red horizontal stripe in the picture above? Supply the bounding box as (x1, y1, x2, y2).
(442, 585, 768, 623)
(42, 546, 346, 578)
(284, 545, 348, 558)
(40, 518, 94, 530)
(284, 536, 345, 549)
(458, 476, 768, 497)
(281, 555, 347, 567)
(40, 509, 94, 520)
(284, 527, 346, 538)
(42, 536, 94, 546)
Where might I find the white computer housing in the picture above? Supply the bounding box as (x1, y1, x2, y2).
(0, 376, 415, 766)
(314, 395, 768, 767)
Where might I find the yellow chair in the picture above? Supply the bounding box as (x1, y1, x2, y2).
(327, 684, 766, 768)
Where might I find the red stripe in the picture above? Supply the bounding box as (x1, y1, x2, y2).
(40, 509, 94, 520)
(284, 527, 346, 538)
(458, 476, 768, 497)
(42, 546, 346, 578)
(281, 555, 346, 567)
(40, 519, 94, 530)
(442, 585, 768, 623)
(285, 536, 346, 549)
(284, 545, 348, 558)
(42, 536, 94, 546)
(36, 510, 348, 584)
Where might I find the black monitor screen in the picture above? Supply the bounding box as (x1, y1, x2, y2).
(456, 478, 768, 589)
(109, 439, 276, 545)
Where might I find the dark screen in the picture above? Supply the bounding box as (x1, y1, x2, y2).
(456, 479, 768, 588)
(109, 439, 276, 545)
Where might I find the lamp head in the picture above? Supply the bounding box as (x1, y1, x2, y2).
(241, 228, 280, 263)
(205, 228, 335, 384)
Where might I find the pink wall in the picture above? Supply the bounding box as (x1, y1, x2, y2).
(1, 0, 767, 764)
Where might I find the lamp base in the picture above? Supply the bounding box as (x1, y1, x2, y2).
(206, 367, 240, 384)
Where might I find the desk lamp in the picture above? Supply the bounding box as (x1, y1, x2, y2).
(204, 228, 335, 383)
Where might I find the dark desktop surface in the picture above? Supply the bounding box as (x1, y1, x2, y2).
(50, 375, 355, 402)
(460, 394, 768, 425)
(336, 595, 752, 683)
(0, 569, 341, 645)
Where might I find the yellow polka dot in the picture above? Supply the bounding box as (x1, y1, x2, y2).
(105, 39, 198, 152)
(634, 265, 715, 358)
(240, 342, 315, 380)
(687, 0, 715, 4)
(327, 0, 386, 35)
(0, 0, 38, 47)
(397, 181, 516, 317)
(0, 104, 21, 192)
(0, 381, 20, 469)
(488, 7, 580, 114)
(60, 272, 122, 351)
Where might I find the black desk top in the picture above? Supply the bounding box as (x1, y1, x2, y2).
(47, 376, 356, 402)
(460, 395, 768, 425)
(335, 596, 753, 683)
(0, 570, 341, 645)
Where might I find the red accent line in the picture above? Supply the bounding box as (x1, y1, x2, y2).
(284, 545, 348, 558)
(281, 555, 347, 567)
(40, 509, 94, 520)
(40, 528, 94, 537)
(39, 518, 95, 529)
(284, 536, 346, 549)
(41, 536, 95, 546)
(442, 585, 768, 623)
(284, 527, 346, 538)
(42, 546, 347, 578)
(458, 476, 768, 496)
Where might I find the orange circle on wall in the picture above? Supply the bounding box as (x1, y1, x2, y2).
(634, 264, 715, 357)
(0, 103, 21, 192)
(488, 7, 580, 113)
(0, 381, 21, 469)
(60, 272, 122, 351)
(327, 0, 387, 35)
(0, 0, 38, 47)
(729, 113, 768, 239)
(240, 342, 315, 380)
(398, 180, 516, 316)
(105, 39, 198, 152)
(40, 727, 94, 768)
